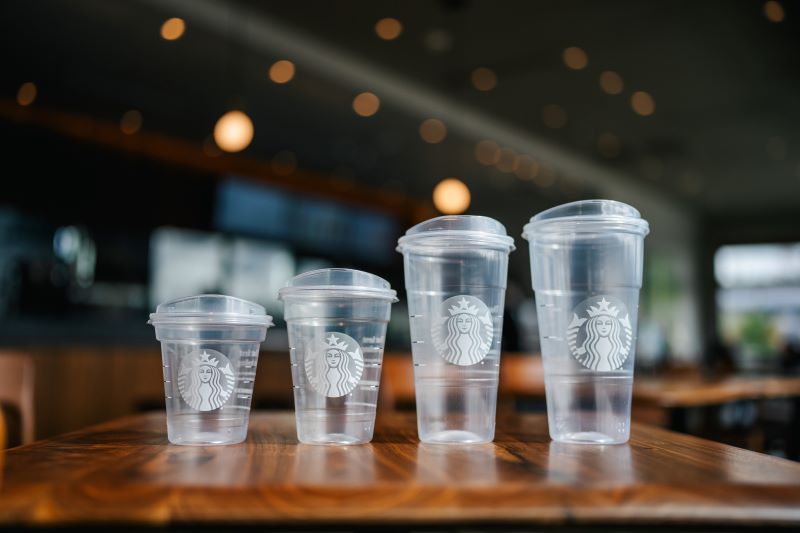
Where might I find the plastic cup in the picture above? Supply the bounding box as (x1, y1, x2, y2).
(148, 294, 272, 445)
(279, 269, 397, 445)
(397, 216, 515, 444)
(522, 200, 649, 444)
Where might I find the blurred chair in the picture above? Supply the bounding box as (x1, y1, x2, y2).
(0, 351, 35, 447)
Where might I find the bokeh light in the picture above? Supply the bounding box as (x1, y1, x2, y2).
(419, 118, 447, 144)
(353, 92, 380, 117)
(269, 60, 295, 84)
(631, 91, 656, 116)
(597, 132, 622, 158)
(16, 82, 37, 106)
(563, 47, 588, 70)
(213, 110, 254, 152)
(433, 178, 471, 214)
(471, 67, 497, 91)
(542, 104, 567, 129)
(375, 18, 403, 40)
(475, 140, 500, 165)
(764, 1, 785, 22)
(599, 71, 624, 94)
(120, 110, 143, 135)
(160, 18, 185, 41)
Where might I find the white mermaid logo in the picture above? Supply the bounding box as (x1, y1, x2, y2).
(433, 295, 493, 366)
(306, 333, 364, 398)
(567, 297, 633, 371)
(177, 349, 236, 411)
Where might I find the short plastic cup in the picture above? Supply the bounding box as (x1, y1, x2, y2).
(279, 269, 397, 445)
(397, 216, 515, 444)
(522, 200, 649, 444)
(148, 294, 272, 445)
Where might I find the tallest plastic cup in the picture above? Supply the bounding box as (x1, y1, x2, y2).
(398, 216, 515, 444)
(523, 200, 649, 444)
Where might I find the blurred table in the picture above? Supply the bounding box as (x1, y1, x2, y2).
(1, 412, 800, 530)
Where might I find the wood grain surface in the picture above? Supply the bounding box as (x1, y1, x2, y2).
(1, 412, 800, 529)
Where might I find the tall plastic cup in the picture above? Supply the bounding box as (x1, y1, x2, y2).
(148, 294, 272, 445)
(279, 269, 397, 445)
(397, 216, 515, 444)
(523, 200, 649, 444)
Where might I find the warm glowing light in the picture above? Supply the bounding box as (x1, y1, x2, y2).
(433, 178, 471, 214)
(764, 1, 785, 22)
(515, 155, 538, 180)
(631, 91, 655, 116)
(542, 104, 567, 129)
(16, 82, 37, 106)
(375, 17, 403, 40)
(353, 92, 380, 117)
(120, 110, 143, 135)
(213, 110, 254, 152)
(471, 67, 497, 91)
(597, 132, 621, 158)
(475, 140, 500, 165)
(269, 60, 295, 84)
(563, 47, 588, 70)
(272, 150, 297, 175)
(599, 71, 624, 95)
(160, 17, 185, 41)
(419, 118, 447, 144)
(496, 148, 517, 173)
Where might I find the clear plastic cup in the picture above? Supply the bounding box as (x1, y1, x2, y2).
(523, 200, 649, 444)
(148, 294, 272, 445)
(279, 269, 397, 445)
(397, 216, 515, 444)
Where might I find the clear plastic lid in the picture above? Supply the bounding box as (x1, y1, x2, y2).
(396, 215, 515, 253)
(148, 294, 273, 327)
(278, 268, 398, 301)
(522, 199, 650, 239)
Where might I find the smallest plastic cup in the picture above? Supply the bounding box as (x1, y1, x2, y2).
(279, 269, 398, 445)
(149, 294, 272, 445)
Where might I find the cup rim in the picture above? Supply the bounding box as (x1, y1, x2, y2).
(522, 199, 650, 240)
(148, 294, 274, 327)
(397, 215, 515, 253)
(278, 268, 399, 302)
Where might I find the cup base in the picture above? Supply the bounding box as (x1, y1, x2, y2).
(419, 429, 492, 445)
(299, 433, 369, 446)
(551, 431, 627, 445)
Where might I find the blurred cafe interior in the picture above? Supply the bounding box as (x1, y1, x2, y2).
(1, 0, 800, 462)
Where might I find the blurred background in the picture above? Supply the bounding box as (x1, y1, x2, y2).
(1, 0, 799, 456)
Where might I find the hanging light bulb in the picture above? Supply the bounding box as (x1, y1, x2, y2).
(213, 110, 254, 152)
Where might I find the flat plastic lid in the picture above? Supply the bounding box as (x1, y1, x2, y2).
(522, 199, 649, 238)
(148, 294, 273, 327)
(396, 215, 515, 252)
(278, 268, 398, 301)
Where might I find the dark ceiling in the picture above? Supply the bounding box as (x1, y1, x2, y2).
(3, 0, 799, 220)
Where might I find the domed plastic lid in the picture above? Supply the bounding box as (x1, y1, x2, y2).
(278, 268, 398, 301)
(522, 199, 649, 239)
(396, 215, 515, 252)
(148, 294, 273, 327)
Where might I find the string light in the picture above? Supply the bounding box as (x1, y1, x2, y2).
(269, 60, 295, 84)
(433, 178, 471, 214)
(375, 18, 403, 40)
(631, 91, 655, 116)
(213, 110, 254, 152)
(471, 67, 497, 91)
(120, 110, 143, 135)
(419, 119, 447, 144)
(160, 18, 185, 40)
(16, 82, 37, 106)
(599, 71, 624, 95)
(353, 92, 380, 117)
(563, 47, 588, 70)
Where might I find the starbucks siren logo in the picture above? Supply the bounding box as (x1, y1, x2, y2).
(433, 295, 493, 366)
(567, 296, 633, 371)
(306, 333, 364, 398)
(177, 349, 236, 411)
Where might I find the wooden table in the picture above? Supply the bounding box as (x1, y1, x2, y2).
(2, 412, 800, 530)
